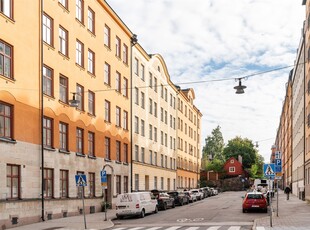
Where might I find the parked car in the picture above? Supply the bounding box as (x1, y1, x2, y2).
(167, 191, 189, 206)
(201, 187, 212, 197)
(156, 192, 176, 210)
(212, 188, 218, 195)
(115, 192, 158, 219)
(190, 189, 204, 200)
(242, 192, 268, 213)
(184, 191, 197, 203)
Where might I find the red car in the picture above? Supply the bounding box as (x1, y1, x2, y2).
(242, 192, 268, 213)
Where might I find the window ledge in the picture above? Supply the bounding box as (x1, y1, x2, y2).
(104, 158, 112, 162)
(87, 71, 96, 78)
(104, 120, 111, 124)
(87, 112, 96, 118)
(123, 162, 129, 165)
(44, 147, 56, 152)
(58, 51, 69, 60)
(76, 153, 86, 157)
(59, 100, 69, 107)
(87, 155, 96, 160)
(43, 42, 55, 50)
(59, 149, 70, 154)
(115, 160, 122, 164)
(0, 137, 16, 144)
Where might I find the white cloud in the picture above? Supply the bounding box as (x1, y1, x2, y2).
(107, 0, 305, 162)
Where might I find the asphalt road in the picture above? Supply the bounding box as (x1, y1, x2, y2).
(111, 191, 268, 228)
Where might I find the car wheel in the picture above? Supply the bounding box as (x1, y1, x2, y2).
(180, 200, 184, 206)
(172, 202, 175, 208)
(242, 209, 246, 213)
(264, 209, 268, 213)
(163, 203, 167, 210)
(140, 209, 145, 218)
(118, 216, 124, 219)
(154, 206, 158, 213)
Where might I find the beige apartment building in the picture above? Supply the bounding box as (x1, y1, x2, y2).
(176, 89, 202, 189)
(0, 0, 134, 227)
(131, 44, 178, 191)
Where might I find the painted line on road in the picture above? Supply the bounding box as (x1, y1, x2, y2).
(206, 227, 221, 230)
(166, 226, 182, 230)
(227, 226, 240, 230)
(256, 227, 265, 230)
(184, 227, 199, 230)
(127, 227, 144, 230)
(146, 227, 162, 230)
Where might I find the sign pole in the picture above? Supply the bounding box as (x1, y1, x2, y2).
(104, 189, 107, 221)
(82, 186, 87, 229)
(269, 176, 272, 227)
(276, 180, 279, 217)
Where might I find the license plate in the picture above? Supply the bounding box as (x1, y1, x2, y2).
(252, 205, 259, 208)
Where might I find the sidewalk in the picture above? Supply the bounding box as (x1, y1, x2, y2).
(254, 190, 310, 230)
(10, 209, 117, 230)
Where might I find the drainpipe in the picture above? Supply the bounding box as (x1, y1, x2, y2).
(303, 21, 306, 200)
(40, 0, 45, 221)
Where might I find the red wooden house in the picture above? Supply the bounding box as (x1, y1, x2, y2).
(223, 156, 245, 176)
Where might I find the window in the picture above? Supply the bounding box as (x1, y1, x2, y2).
(88, 172, 95, 197)
(161, 154, 164, 167)
(59, 75, 68, 103)
(154, 152, 157, 165)
(43, 13, 53, 46)
(161, 131, 164, 145)
(161, 85, 164, 98)
(123, 143, 128, 163)
(149, 150, 153, 165)
(160, 107, 163, 122)
(154, 102, 157, 117)
(76, 0, 84, 23)
(134, 87, 139, 104)
(123, 110, 128, 130)
(140, 64, 145, 80)
(134, 116, 139, 134)
(59, 122, 68, 151)
(59, 169, 68, 198)
(135, 174, 139, 191)
(0, 0, 12, 18)
(154, 176, 157, 189)
(104, 24, 111, 48)
(149, 72, 153, 88)
(124, 176, 128, 193)
(141, 92, 145, 109)
(154, 127, 157, 142)
(164, 111, 167, 124)
(149, 124, 152, 140)
(88, 91, 95, 115)
(87, 7, 95, 34)
(59, 0, 68, 9)
(6, 164, 20, 199)
(123, 44, 128, 64)
(135, 145, 139, 161)
(87, 49, 95, 74)
(116, 140, 121, 161)
(161, 177, 164, 190)
(229, 167, 235, 172)
(0, 101, 13, 139)
(165, 133, 167, 147)
(59, 26, 68, 56)
(76, 128, 84, 154)
(141, 119, 145, 136)
(104, 100, 110, 122)
(149, 98, 153, 114)
(141, 147, 145, 163)
(116, 71, 121, 92)
(122, 77, 128, 97)
(115, 36, 121, 58)
(116, 175, 121, 194)
(88, 131, 95, 157)
(154, 78, 157, 92)
(43, 117, 53, 148)
(116, 106, 121, 127)
(165, 156, 167, 168)
(43, 168, 54, 198)
(76, 40, 84, 67)
(134, 58, 139, 75)
(105, 137, 110, 159)
(104, 62, 111, 85)
(164, 88, 168, 101)
(43, 65, 53, 97)
(76, 84, 84, 111)
(0, 40, 13, 79)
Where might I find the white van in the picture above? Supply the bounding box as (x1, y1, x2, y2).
(116, 192, 158, 219)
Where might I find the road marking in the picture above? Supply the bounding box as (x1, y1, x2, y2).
(113, 228, 125, 230)
(206, 227, 221, 230)
(128, 227, 144, 230)
(227, 227, 240, 230)
(166, 226, 182, 230)
(146, 227, 162, 230)
(256, 227, 265, 230)
(184, 227, 199, 230)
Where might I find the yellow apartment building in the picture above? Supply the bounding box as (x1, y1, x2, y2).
(176, 89, 202, 189)
(131, 44, 178, 191)
(0, 0, 134, 227)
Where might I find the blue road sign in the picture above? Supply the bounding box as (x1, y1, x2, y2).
(75, 174, 87, 187)
(275, 159, 282, 173)
(101, 170, 107, 188)
(263, 163, 275, 177)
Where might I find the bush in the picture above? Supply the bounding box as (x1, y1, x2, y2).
(101, 201, 111, 211)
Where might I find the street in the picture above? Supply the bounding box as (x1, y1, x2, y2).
(110, 191, 268, 230)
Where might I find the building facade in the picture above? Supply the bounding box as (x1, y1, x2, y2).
(0, 0, 134, 227)
(131, 45, 178, 192)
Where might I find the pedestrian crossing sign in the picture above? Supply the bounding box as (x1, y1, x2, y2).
(75, 174, 87, 187)
(263, 163, 275, 177)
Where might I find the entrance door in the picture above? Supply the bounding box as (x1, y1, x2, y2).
(145, 175, 149, 190)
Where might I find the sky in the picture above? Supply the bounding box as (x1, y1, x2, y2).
(106, 0, 305, 163)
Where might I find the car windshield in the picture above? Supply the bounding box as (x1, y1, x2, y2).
(247, 194, 263, 199)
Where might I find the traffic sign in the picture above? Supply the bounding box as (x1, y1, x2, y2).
(275, 151, 281, 159)
(101, 170, 107, 188)
(263, 163, 275, 177)
(75, 174, 87, 187)
(275, 159, 282, 173)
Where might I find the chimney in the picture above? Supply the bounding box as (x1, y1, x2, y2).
(238, 155, 242, 164)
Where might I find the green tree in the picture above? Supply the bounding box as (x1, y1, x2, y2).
(223, 136, 257, 169)
(202, 126, 225, 163)
(205, 158, 225, 172)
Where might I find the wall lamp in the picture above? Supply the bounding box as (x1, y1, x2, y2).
(69, 93, 80, 108)
(234, 78, 247, 94)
